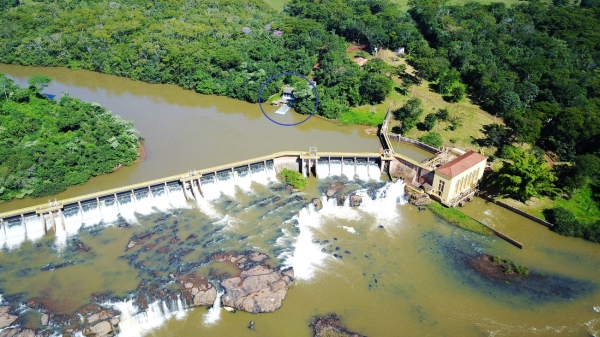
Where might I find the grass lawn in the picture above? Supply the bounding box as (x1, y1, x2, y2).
(263, 0, 289, 11)
(499, 184, 600, 224)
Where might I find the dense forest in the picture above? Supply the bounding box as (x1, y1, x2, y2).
(2, 0, 600, 241)
(0, 0, 395, 119)
(0, 74, 140, 201)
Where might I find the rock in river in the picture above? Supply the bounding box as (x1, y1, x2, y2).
(312, 198, 323, 211)
(349, 193, 362, 207)
(221, 265, 294, 313)
(336, 193, 348, 206)
(326, 182, 344, 197)
(0, 306, 18, 329)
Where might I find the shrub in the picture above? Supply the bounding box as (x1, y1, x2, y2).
(419, 132, 443, 148)
(280, 168, 307, 191)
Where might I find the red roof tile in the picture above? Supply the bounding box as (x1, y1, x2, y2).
(436, 151, 487, 178)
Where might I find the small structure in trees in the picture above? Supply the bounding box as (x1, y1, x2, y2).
(396, 47, 405, 55)
(282, 86, 295, 101)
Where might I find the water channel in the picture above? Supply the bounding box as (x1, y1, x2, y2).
(1, 64, 599, 336)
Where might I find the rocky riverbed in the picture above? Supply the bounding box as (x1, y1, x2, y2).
(0, 250, 293, 337)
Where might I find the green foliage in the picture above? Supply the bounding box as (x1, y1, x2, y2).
(449, 86, 465, 102)
(419, 132, 443, 147)
(0, 75, 140, 201)
(407, 0, 600, 164)
(338, 109, 386, 126)
(545, 207, 600, 242)
(480, 124, 510, 148)
(394, 98, 423, 133)
(436, 108, 449, 121)
(489, 147, 558, 201)
(0, 0, 395, 122)
(423, 113, 437, 131)
(428, 202, 494, 235)
(489, 255, 530, 276)
(280, 168, 307, 191)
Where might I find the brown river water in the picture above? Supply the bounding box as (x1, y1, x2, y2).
(1, 64, 600, 337)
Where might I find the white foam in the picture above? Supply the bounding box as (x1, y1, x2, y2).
(355, 162, 369, 181)
(233, 168, 253, 192)
(106, 297, 186, 337)
(594, 306, 600, 313)
(341, 226, 357, 234)
(316, 161, 330, 178)
(280, 204, 329, 280)
(3, 220, 26, 249)
(368, 161, 381, 181)
(329, 160, 342, 177)
(341, 160, 355, 179)
(250, 164, 269, 186)
(203, 290, 224, 325)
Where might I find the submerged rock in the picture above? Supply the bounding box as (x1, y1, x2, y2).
(221, 266, 294, 313)
(0, 327, 36, 337)
(309, 313, 366, 337)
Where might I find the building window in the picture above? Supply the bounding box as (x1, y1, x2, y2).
(438, 180, 445, 195)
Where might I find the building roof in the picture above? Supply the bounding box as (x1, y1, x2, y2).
(283, 87, 294, 94)
(435, 151, 487, 178)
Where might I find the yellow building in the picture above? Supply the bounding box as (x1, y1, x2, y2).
(431, 151, 487, 206)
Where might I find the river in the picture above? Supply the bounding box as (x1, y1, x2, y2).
(0, 64, 599, 337)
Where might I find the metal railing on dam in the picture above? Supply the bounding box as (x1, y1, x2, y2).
(0, 150, 386, 221)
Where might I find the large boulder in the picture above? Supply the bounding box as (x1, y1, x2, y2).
(312, 198, 323, 211)
(0, 306, 18, 329)
(325, 182, 344, 197)
(221, 266, 294, 313)
(191, 284, 217, 306)
(336, 193, 348, 206)
(349, 193, 362, 207)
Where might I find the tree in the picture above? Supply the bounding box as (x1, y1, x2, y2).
(480, 123, 510, 148)
(423, 113, 437, 131)
(449, 86, 465, 102)
(27, 75, 52, 93)
(437, 108, 449, 121)
(394, 98, 423, 133)
(419, 132, 443, 147)
(505, 109, 542, 146)
(495, 91, 522, 116)
(359, 72, 393, 104)
(490, 147, 558, 201)
(0, 74, 19, 100)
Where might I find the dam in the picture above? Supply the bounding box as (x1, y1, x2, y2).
(0, 149, 392, 248)
(0, 104, 488, 248)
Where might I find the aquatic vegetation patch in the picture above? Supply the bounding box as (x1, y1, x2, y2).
(422, 231, 596, 304)
(310, 313, 366, 337)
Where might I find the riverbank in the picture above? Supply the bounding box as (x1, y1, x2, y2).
(428, 202, 494, 235)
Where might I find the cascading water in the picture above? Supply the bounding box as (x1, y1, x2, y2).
(329, 159, 342, 177)
(368, 161, 381, 181)
(250, 163, 269, 185)
(355, 160, 369, 181)
(316, 159, 330, 178)
(216, 171, 236, 198)
(233, 167, 252, 192)
(108, 297, 188, 337)
(266, 161, 277, 181)
(203, 289, 224, 325)
(342, 159, 356, 179)
(200, 176, 221, 201)
(281, 180, 407, 279)
(2, 219, 26, 249)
